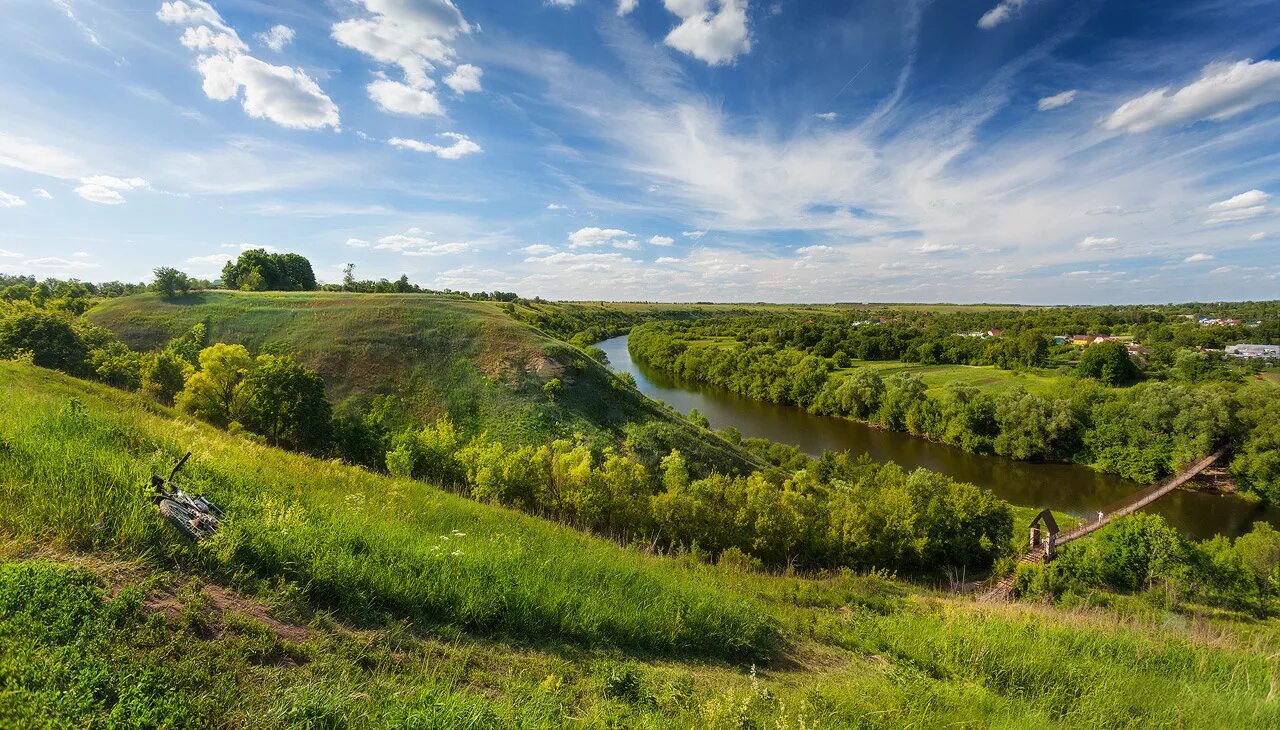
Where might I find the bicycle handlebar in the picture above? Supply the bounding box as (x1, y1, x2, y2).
(168, 452, 192, 483)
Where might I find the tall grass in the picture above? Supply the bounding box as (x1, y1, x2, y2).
(0, 362, 777, 660)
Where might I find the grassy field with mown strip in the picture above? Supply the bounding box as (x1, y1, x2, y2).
(837, 360, 1074, 396)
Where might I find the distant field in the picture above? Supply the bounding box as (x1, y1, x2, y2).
(838, 360, 1073, 396)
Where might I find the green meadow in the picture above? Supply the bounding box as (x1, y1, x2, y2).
(837, 359, 1073, 396)
(2, 361, 1278, 728)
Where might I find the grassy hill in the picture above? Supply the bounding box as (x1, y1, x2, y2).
(2, 361, 1279, 728)
(85, 291, 757, 473)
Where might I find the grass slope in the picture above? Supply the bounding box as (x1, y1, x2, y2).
(836, 360, 1071, 397)
(86, 291, 757, 472)
(3, 362, 1279, 728)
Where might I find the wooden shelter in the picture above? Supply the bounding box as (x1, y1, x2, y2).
(1029, 509, 1059, 558)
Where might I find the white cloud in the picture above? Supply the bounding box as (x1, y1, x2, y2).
(663, 0, 751, 66)
(545, 0, 577, 6)
(0, 248, 20, 258)
(1036, 90, 1076, 111)
(522, 244, 556, 255)
(547, 203, 568, 210)
(196, 54, 340, 129)
(81, 175, 148, 189)
(1205, 189, 1270, 224)
(1085, 205, 1135, 216)
(1249, 232, 1267, 241)
(157, 1, 234, 32)
(32, 188, 52, 200)
(368, 79, 443, 116)
(0, 191, 25, 208)
(815, 112, 838, 121)
(444, 63, 482, 94)
(346, 237, 370, 247)
(388, 133, 481, 159)
(0, 133, 86, 178)
(180, 24, 248, 54)
(569, 227, 633, 248)
(1209, 266, 1235, 275)
(332, 0, 476, 118)
(1104, 59, 1280, 134)
(977, 0, 1032, 30)
(618, 0, 640, 15)
(256, 24, 295, 52)
(525, 250, 639, 272)
(374, 230, 469, 256)
(23, 256, 100, 270)
(72, 175, 150, 205)
(1183, 252, 1213, 263)
(1078, 235, 1120, 250)
(73, 185, 123, 205)
(918, 242, 959, 254)
(161, 4, 339, 130)
(682, 229, 706, 239)
(655, 256, 682, 264)
(648, 235, 675, 246)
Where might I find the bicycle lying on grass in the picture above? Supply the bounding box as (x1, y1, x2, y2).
(149, 452, 224, 542)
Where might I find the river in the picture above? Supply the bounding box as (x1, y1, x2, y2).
(598, 335, 1280, 540)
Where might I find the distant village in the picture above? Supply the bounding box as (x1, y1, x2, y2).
(956, 317, 1279, 360)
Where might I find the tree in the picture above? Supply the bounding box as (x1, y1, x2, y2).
(0, 309, 88, 373)
(1090, 513, 1185, 591)
(877, 373, 927, 431)
(142, 350, 193, 406)
(152, 267, 191, 299)
(221, 249, 317, 291)
(89, 342, 144, 390)
(543, 377, 563, 402)
(342, 263, 356, 291)
(238, 354, 332, 450)
(1078, 340, 1140, 386)
(993, 388, 1080, 461)
(175, 343, 252, 426)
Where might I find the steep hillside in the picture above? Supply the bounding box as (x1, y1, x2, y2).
(2, 362, 1278, 728)
(85, 291, 757, 473)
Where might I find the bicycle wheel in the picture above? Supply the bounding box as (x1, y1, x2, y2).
(158, 499, 203, 541)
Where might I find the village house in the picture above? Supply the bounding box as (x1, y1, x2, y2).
(1070, 335, 1117, 346)
(1225, 344, 1280, 359)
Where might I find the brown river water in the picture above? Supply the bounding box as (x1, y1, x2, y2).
(599, 335, 1280, 540)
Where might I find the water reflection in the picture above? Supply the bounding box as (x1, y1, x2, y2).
(598, 335, 1280, 540)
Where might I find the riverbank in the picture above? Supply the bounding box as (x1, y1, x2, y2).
(598, 335, 1280, 539)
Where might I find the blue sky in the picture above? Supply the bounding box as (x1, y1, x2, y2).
(0, 0, 1278, 303)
